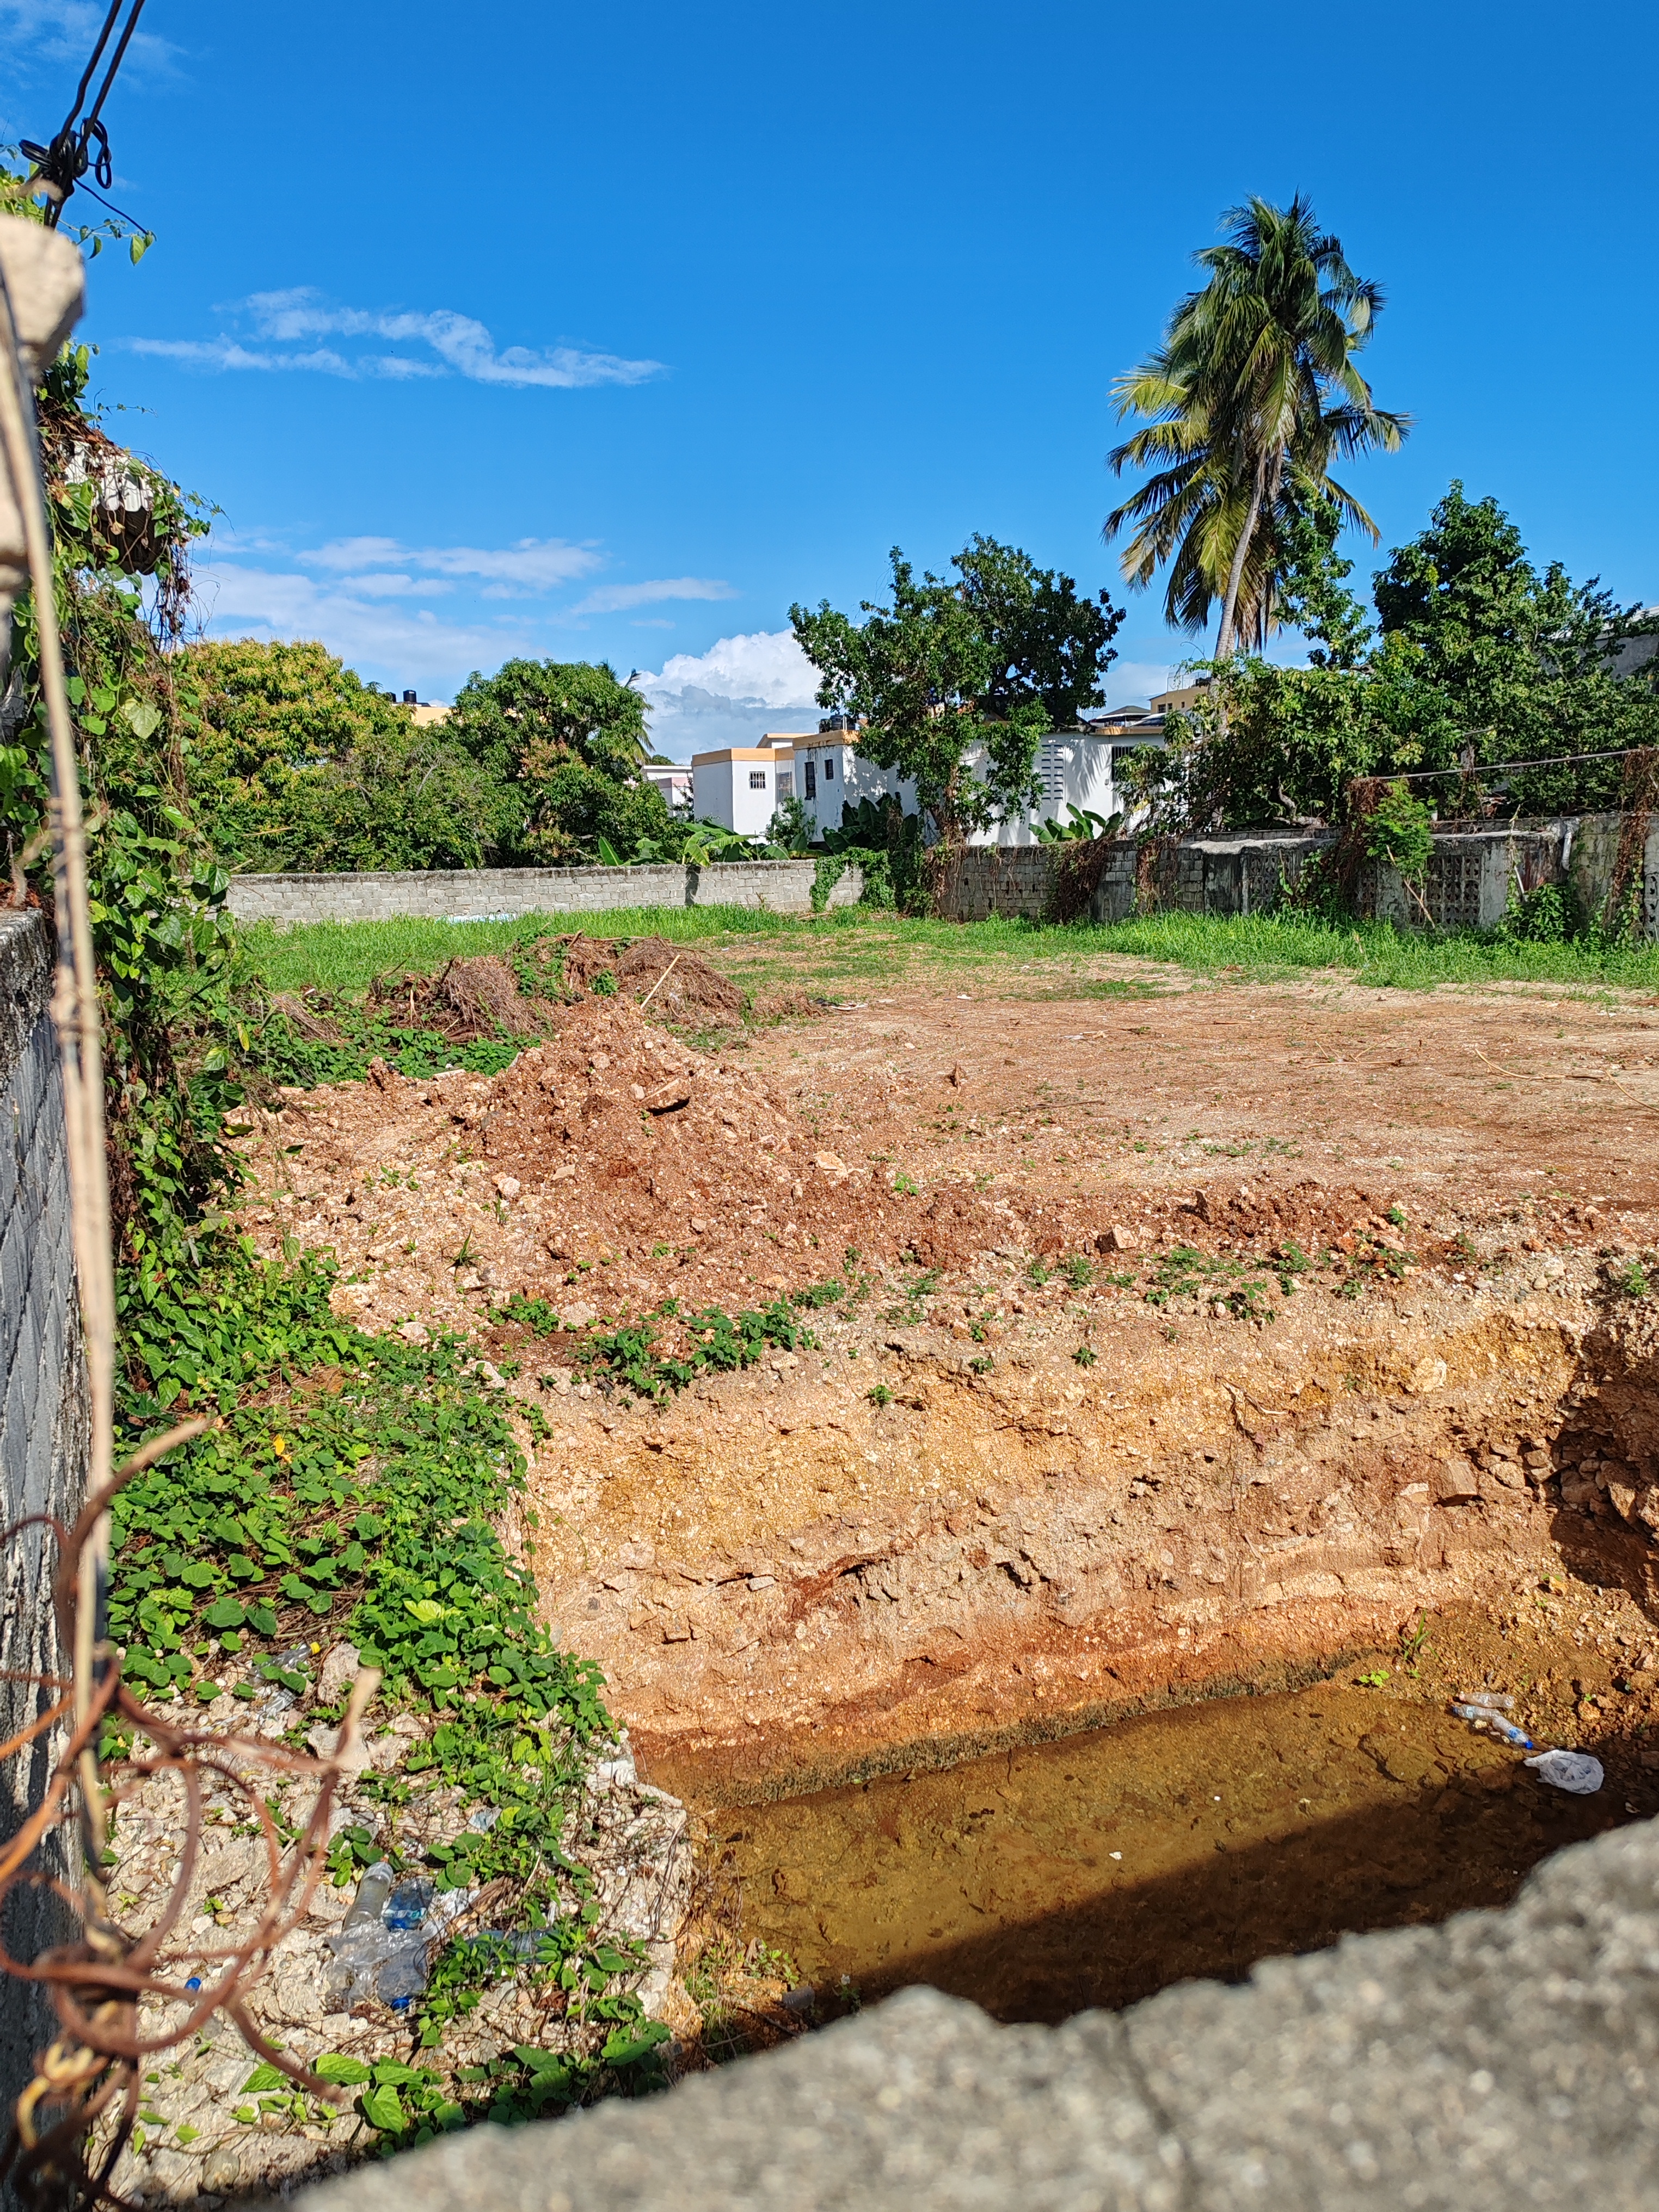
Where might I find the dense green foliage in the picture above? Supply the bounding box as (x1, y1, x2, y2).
(1, 316, 243, 1252)
(176, 641, 501, 870)
(446, 657, 668, 864)
(110, 1243, 673, 2137)
(791, 536, 1122, 845)
(172, 643, 673, 872)
(1168, 484, 1659, 831)
(1106, 194, 1407, 652)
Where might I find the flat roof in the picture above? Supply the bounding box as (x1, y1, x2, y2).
(689, 747, 792, 766)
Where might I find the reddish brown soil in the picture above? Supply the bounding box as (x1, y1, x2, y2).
(238, 966, 1659, 1802)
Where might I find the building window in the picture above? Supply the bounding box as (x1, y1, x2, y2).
(804, 760, 817, 798)
(824, 756, 835, 781)
(777, 772, 792, 797)
(749, 770, 767, 789)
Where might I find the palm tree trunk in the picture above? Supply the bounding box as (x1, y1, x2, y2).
(1215, 456, 1266, 660)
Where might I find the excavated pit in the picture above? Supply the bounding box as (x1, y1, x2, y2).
(240, 955, 1659, 2024)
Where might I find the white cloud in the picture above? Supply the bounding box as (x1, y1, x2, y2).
(1103, 659, 1179, 709)
(573, 576, 738, 615)
(304, 537, 601, 591)
(641, 629, 819, 711)
(634, 629, 822, 759)
(195, 561, 533, 691)
(128, 289, 662, 391)
(333, 572, 454, 600)
(191, 531, 753, 702)
(0, 0, 177, 76)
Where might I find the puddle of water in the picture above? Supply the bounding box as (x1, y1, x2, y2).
(706, 1603, 1652, 2024)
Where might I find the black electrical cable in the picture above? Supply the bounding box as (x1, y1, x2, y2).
(63, 176, 151, 235)
(18, 0, 150, 229)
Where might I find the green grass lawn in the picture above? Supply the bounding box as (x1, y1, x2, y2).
(241, 902, 1659, 1005)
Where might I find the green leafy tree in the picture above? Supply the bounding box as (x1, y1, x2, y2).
(1164, 482, 1659, 833)
(173, 641, 501, 870)
(447, 658, 660, 863)
(1273, 486, 1373, 669)
(790, 537, 1121, 847)
(1373, 482, 1659, 811)
(1106, 194, 1408, 656)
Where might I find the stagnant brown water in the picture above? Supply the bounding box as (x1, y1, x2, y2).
(703, 1592, 1659, 2024)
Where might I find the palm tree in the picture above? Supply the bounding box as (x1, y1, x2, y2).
(1104, 195, 1409, 658)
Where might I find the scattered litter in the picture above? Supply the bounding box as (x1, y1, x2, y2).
(588, 1736, 639, 1791)
(1450, 1703, 1535, 1748)
(1458, 1690, 1515, 1710)
(780, 1984, 815, 2016)
(324, 1860, 477, 2012)
(1526, 1749, 1604, 1794)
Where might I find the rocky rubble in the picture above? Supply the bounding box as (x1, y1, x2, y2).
(99, 1687, 692, 2208)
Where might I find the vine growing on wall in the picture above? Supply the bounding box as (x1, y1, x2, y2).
(1, 167, 249, 1269)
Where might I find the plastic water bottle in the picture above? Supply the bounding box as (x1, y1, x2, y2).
(1450, 1703, 1536, 1748)
(384, 1877, 435, 1932)
(1458, 1690, 1515, 1710)
(341, 1860, 393, 1930)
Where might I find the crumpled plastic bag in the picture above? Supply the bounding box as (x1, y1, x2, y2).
(1525, 1749, 1603, 1795)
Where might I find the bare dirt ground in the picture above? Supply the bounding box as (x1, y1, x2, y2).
(237, 956, 1659, 1817)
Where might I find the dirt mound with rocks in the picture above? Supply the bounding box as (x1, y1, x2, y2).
(529, 933, 746, 1025)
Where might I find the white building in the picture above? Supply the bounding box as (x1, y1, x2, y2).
(964, 721, 1170, 846)
(641, 763, 693, 813)
(794, 732, 917, 841)
(690, 742, 795, 836)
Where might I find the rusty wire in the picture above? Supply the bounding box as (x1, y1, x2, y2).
(0, 239, 382, 2208)
(0, 1467, 380, 2207)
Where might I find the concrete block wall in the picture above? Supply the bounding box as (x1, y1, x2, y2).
(224, 859, 864, 930)
(0, 908, 87, 2134)
(940, 815, 1659, 937)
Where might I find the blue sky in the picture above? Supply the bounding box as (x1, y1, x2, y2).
(6, 0, 1657, 757)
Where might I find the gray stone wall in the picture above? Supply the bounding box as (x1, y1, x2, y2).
(295, 1809, 1659, 2212)
(939, 814, 1659, 937)
(0, 908, 87, 2136)
(224, 860, 864, 930)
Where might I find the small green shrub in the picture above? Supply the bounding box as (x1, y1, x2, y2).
(1496, 881, 1570, 945)
(1362, 780, 1433, 883)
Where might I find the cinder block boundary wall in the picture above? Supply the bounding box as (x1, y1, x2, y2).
(944, 813, 1659, 933)
(0, 908, 87, 2135)
(225, 859, 864, 930)
(295, 1810, 1659, 2212)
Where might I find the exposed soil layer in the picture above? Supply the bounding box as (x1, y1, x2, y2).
(235, 962, 1659, 1803)
(709, 1593, 1659, 2025)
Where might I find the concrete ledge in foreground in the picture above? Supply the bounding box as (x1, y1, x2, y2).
(291, 1811, 1659, 2211)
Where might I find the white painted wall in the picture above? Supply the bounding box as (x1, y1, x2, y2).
(964, 732, 1166, 846)
(690, 749, 789, 836)
(795, 740, 917, 840)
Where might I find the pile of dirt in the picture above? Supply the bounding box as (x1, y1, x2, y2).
(370, 953, 551, 1040)
(241, 995, 1033, 1347)
(537, 933, 746, 1025)
(474, 996, 992, 1282)
(271, 956, 554, 1048)
(244, 986, 1550, 1353)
